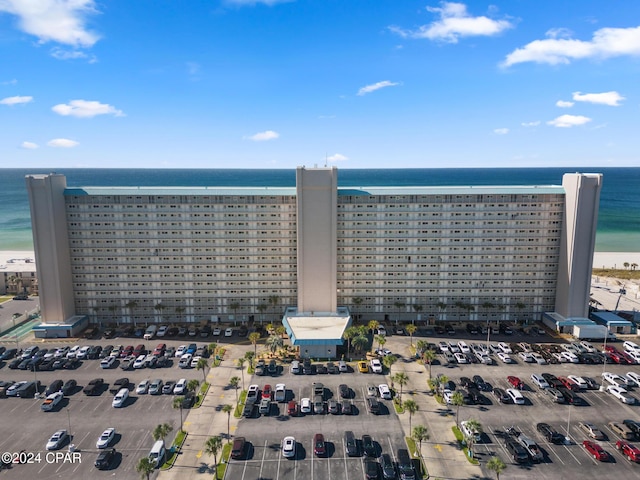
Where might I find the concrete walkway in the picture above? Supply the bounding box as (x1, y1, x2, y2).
(158, 344, 250, 480)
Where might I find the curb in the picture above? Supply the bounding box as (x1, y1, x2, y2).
(161, 431, 189, 470)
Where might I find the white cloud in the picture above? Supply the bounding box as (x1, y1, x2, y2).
(503, 25, 640, 67)
(0, 95, 33, 105)
(244, 130, 279, 141)
(327, 153, 348, 162)
(50, 47, 96, 62)
(493, 128, 509, 135)
(556, 100, 574, 108)
(357, 80, 400, 96)
(20, 141, 38, 149)
(521, 121, 540, 127)
(52, 100, 124, 118)
(572, 91, 624, 106)
(389, 1, 513, 43)
(47, 138, 79, 148)
(547, 114, 592, 128)
(0, 0, 100, 47)
(1, 79, 18, 85)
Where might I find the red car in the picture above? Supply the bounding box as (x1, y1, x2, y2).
(153, 343, 166, 356)
(507, 376, 524, 389)
(583, 440, 609, 461)
(133, 344, 146, 357)
(602, 345, 616, 354)
(262, 384, 272, 399)
(616, 440, 640, 462)
(287, 400, 299, 416)
(313, 433, 326, 457)
(558, 376, 579, 392)
(120, 346, 134, 358)
(609, 351, 629, 364)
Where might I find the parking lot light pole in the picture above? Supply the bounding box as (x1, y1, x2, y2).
(67, 408, 71, 434)
(599, 333, 609, 392)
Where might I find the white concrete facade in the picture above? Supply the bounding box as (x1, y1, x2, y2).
(24, 169, 601, 328)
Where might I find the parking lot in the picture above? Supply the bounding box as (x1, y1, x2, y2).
(0, 337, 207, 480)
(225, 363, 409, 480)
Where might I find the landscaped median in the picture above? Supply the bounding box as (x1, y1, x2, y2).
(216, 442, 232, 479)
(452, 426, 479, 465)
(405, 437, 428, 478)
(194, 382, 210, 408)
(234, 390, 248, 418)
(160, 430, 188, 470)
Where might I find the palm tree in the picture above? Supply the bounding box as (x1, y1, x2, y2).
(412, 304, 423, 324)
(275, 325, 286, 338)
(222, 404, 233, 442)
(367, 319, 378, 334)
(427, 378, 438, 394)
(437, 374, 449, 396)
(454, 301, 466, 322)
(265, 334, 283, 356)
(436, 301, 447, 321)
(343, 326, 359, 353)
(244, 350, 255, 369)
(256, 303, 267, 324)
(107, 304, 119, 324)
(393, 372, 409, 401)
(515, 302, 526, 324)
(175, 305, 186, 322)
(125, 300, 138, 326)
(352, 296, 363, 320)
(173, 397, 185, 432)
(451, 391, 464, 426)
(236, 358, 246, 390)
(423, 349, 436, 378)
(486, 456, 507, 480)
(403, 399, 418, 431)
(375, 334, 386, 352)
(352, 334, 368, 355)
(412, 425, 429, 455)
(248, 332, 261, 358)
(196, 357, 209, 383)
(204, 436, 223, 478)
(463, 419, 482, 456)
(632, 263, 638, 271)
(383, 354, 398, 377)
(268, 295, 280, 321)
(154, 303, 166, 324)
(153, 422, 173, 443)
(624, 262, 630, 270)
(482, 301, 494, 320)
(208, 342, 218, 357)
(393, 301, 405, 325)
(229, 301, 240, 322)
(229, 376, 240, 404)
(136, 456, 156, 480)
(406, 324, 417, 346)
(187, 379, 200, 393)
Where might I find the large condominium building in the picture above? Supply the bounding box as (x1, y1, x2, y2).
(26, 168, 601, 353)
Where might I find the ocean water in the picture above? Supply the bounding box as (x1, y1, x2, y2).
(1, 167, 638, 252)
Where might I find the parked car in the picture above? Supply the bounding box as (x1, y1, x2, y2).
(616, 440, 640, 462)
(282, 436, 296, 458)
(579, 422, 605, 440)
(96, 428, 116, 449)
(313, 433, 326, 457)
(537, 422, 564, 444)
(94, 448, 116, 470)
(583, 440, 609, 461)
(46, 430, 69, 450)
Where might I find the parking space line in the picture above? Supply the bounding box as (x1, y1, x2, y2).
(259, 439, 267, 479)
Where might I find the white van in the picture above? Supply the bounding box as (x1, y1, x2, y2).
(530, 374, 549, 389)
(506, 388, 525, 405)
(149, 440, 166, 468)
(290, 360, 300, 375)
(143, 325, 157, 340)
(623, 340, 640, 354)
(460, 420, 481, 443)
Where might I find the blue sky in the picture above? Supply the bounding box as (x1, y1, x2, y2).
(1, 0, 640, 169)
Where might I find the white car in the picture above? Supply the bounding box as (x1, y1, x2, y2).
(366, 384, 378, 397)
(112, 388, 129, 408)
(133, 354, 147, 369)
(498, 342, 512, 354)
(96, 428, 116, 449)
(174, 378, 187, 395)
(448, 342, 460, 354)
(66, 345, 80, 359)
(476, 352, 492, 364)
(136, 379, 150, 394)
(607, 385, 635, 404)
(378, 384, 392, 400)
(579, 341, 597, 353)
(282, 436, 296, 458)
(212, 327, 221, 336)
(443, 389, 453, 404)
(178, 353, 193, 368)
(275, 383, 286, 402)
(41, 392, 63, 411)
(518, 342, 532, 352)
(457, 341, 470, 354)
(76, 345, 91, 359)
(300, 397, 311, 413)
(54, 347, 70, 358)
(224, 328, 233, 337)
(497, 352, 514, 364)
(626, 371, 640, 387)
(157, 325, 168, 337)
(531, 353, 547, 365)
(376, 325, 386, 336)
(370, 359, 383, 374)
(566, 375, 587, 390)
(100, 355, 116, 369)
(602, 372, 631, 388)
(530, 374, 549, 389)
(506, 388, 525, 405)
(489, 343, 502, 354)
(518, 352, 535, 363)
(438, 342, 449, 353)
(46, 430, 69, 450)
(190, 355, 202, 368)
(560, 351, 579, 363)
(551, 352, 567, 363)
(175, 345, 187, 357)
(623, 340, 640, 353)
(376, 348, 392, 356)
(454, 352, 468, 364)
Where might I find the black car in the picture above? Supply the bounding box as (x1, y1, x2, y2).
(63, 358, 80, 369)
(0, 348, 18, 360)
(0, 381, 15, 397)
(505, 438, 529, 463)
(467, 387, 484, 404)
(242, 402, 254, 417)
(95, 448, 116, 470)
(466, 323, 478, 334)
(623, 419, 640, 437)
(17, 358, 31, 370)
(46, 379, 64, 396)
(182, 391, 196, 409)
(339, 384, 350, 399)
(8, 358, 22, 369)
(303, 359, 313, 375)
(366, 397, 380, 414)
(62, 379, 77, 395)
(472, 375, 489, 391)
(268, 359, 278, 375)
(99, 345, 114, 358)
(87, 346, 102, 359)
(380, 453, 397, 479)
(316, 364, 328, 374)
(52, 358, 66, 370)
(39, 359, 57, 371)
(536, 423, 564, 444)
(28, 357, 44, 371)
(582, 377, 599, 390)
(364, 458, 379, 480)
(103, 328, 116, 339)
(445, 325, 455, 335)
(327, 362, 337, 374)
(342, 401, 354, 415)
(493, 388, 510, 403)
(460, 377, 477, 389)
(362, 434, 376, 457)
